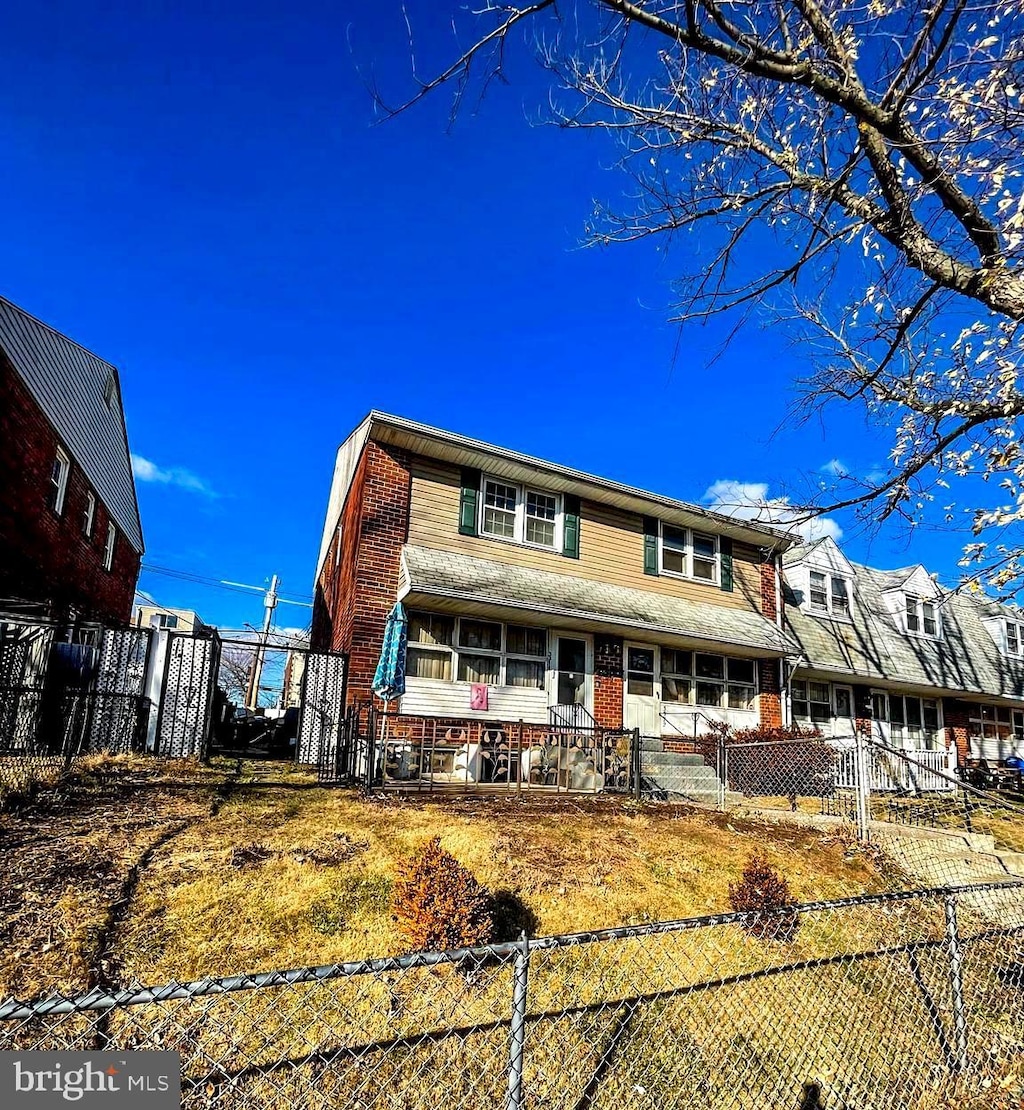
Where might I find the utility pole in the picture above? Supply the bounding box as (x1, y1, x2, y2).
(244, 574, 278, 711)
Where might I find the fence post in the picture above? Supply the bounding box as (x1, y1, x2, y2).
(506, 931, 531, 1110)
(854, 728, 871, 843)
(632, 728, 642, 801)
(717, 733, 727, 812)
(943, 892, 970, 1075)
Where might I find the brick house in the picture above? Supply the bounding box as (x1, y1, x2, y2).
(311, 413, 796, 750)
(0, 295, 143, 625)
(311, 415, 1024, 787)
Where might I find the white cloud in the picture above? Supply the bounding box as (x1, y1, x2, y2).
(703, 479, 843, 543)
(131, 454, 216, 497)
(821, 458, 849, 478)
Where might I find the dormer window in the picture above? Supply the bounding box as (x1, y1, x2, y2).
(1006, 619, 1023, 655)
(906, 597, 940, 638)
(808, 570, 851, 617)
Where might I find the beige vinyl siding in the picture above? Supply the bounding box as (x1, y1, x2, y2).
(408, 456, 766, 615)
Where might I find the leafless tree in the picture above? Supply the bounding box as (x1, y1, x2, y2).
(218, 646, 254, 706)
(381, 0, 1024, 594)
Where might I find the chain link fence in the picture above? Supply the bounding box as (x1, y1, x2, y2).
(1, 882, 1022, 1109)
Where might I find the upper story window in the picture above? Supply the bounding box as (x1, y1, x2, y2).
(480, 477, 562, 551)
(83, 492, 96, 538)
(905, 596, 940, 638)
(660, 524, 719, 584)
(405, 611, 547, 689)
(103, 370, 117, 410)
(808, 570, 851, 617)
(1006, 619, 1024, 655)
(155, 613, 179, 629)
(103, 522, 116, 571)
(50, 448, 70, 515)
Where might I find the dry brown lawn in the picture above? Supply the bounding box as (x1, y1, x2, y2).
(0, 755, 890, 1000)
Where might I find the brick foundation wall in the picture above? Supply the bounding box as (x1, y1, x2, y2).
(944, 697, 970, 766)
(593, 634, 624, 729)
(758, 658, 783, 728)
(310, 439, 411, 704)
(0, 353, 140, 624)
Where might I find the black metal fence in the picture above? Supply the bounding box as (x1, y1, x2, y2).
(1, 881, 1022, 1108)
(321, 702, 636, 794)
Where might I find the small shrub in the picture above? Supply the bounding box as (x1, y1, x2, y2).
(393, 837, 493, 951)
(728, 854, 800, 942)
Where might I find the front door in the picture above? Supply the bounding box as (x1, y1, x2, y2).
(624, 644, 661, 737)
(550, 635, 591, 721)
(833, 685, 855, 741)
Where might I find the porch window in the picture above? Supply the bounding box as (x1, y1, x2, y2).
(407, 612, 455, 681)
(480, 477, 562, 550)
(882, 693, 942, 748)
(659, 523, 720, 584)
(792, 680, 831, 724)
(660, 649, 692, 703)
(406, 611, 546, 690)
(658, 649, 754, 709)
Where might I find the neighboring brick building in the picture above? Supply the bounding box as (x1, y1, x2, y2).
(311, 413, 793, 735)
(0, 296, 144, 625)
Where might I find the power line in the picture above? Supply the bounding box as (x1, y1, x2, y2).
(141, 562, 313, 602)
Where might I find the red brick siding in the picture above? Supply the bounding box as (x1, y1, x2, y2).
(311, 440, 411, 703)
(758, 658, 783, 729)
(944, 697, 970, 766)
(0, 352, 140, 624)
(593, 634, 624, 729)
(760, 558, 780, 623)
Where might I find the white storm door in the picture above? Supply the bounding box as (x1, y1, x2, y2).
(624, 644, 661, 737)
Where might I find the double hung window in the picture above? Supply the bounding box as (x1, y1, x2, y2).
(808, 571, 852, 616)
(50, 449, 70, 515)
(1006, 620, 1023, 655)
(659, 524, 720, 583)
(480, 478, 561, 550)
(905, 597, 940, 638)
(103, 523, 116, 571)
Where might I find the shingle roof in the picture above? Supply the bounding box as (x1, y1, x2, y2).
(402, 545, 795, 655)
(0, 296, 143, 553)
(785, 560, 1024, 698)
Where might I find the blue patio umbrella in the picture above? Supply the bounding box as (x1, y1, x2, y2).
(372, 602, 408, 703)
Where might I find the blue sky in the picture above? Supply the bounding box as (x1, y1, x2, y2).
(0, 2, 973, 633)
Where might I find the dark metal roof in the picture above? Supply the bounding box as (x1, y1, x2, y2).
(0, 295, 143, 553)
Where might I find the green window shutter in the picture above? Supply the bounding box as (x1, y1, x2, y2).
(643, 516, 659, 576)
(459, 468, 480, 536)
(562, 494, 581, 559)
(720, 536, 734, 592)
